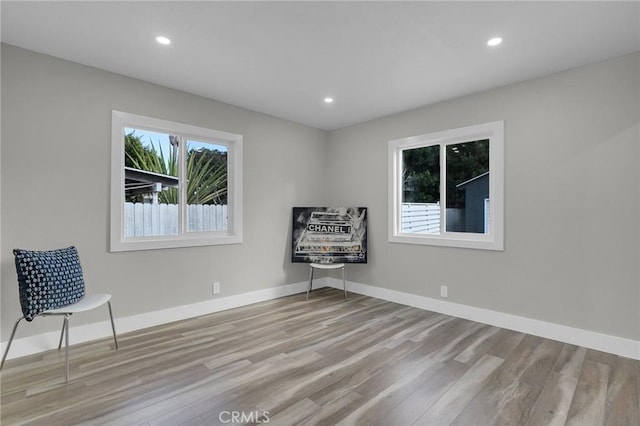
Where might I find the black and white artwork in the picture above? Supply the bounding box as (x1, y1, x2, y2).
(292, 207, 367, 264)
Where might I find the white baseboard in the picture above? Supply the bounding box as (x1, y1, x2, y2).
(4, 277, 638, 361)
(1, 280, 309, 361)
(328, 278, 640, 360)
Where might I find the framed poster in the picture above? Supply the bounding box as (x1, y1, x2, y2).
(292, 207, 367, 264)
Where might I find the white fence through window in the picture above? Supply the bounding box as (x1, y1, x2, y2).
(401, 202, 440, 234)
(124, 202, 227, 237)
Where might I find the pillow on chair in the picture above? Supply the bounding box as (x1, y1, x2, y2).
(13, 246, 86, 321)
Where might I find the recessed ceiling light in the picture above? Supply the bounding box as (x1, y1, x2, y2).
(324, 97, 334, 104)
(156, 36, 171, 45)
(487, 37, 502, 47)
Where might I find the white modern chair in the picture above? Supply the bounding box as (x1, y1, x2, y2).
(0, 246, 118, 382)
(307, 263, 347, 300)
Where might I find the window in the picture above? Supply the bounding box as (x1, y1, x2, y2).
(110, 111, 242, 251)
(388, 121, 503, 250)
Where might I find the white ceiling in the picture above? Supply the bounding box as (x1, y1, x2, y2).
(2, 1, 639, 131)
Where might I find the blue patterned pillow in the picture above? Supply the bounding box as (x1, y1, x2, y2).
(13, 246, 86, 321)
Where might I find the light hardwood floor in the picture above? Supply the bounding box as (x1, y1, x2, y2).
(1, 289, 638, 425)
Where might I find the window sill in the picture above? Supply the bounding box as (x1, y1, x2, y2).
(110, 233, 242, 252)
(389, 233, 503, 251)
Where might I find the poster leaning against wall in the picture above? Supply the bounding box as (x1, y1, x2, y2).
(292, 207, 367, 264)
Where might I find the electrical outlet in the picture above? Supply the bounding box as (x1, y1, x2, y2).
(212, 282, 221, 295)
(440, 285, 448, 298)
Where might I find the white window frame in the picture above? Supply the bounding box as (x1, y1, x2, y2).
(388, 121, 504, 250)
(110, 111, 243, 252)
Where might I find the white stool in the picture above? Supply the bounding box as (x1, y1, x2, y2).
(307, 263, 347, 300)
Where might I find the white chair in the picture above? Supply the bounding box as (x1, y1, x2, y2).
(1, 246, 118, 382)
(307, 263, 347, 300)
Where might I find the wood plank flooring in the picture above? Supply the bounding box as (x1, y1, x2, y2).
(1, 289, 638, 425)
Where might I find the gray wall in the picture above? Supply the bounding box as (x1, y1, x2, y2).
(2, 43, 639, 343)
(1, 44, 327, 339)
(326, 52, 640, 341)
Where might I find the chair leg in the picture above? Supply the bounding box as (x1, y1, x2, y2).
(306, 266, 314, 300)
(63, 315, 70, 383)
(57, 317, 66, 350)
(342, 266, 347, 300)
(107, 301, 118, 349)
(1, 317, 25, 370)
